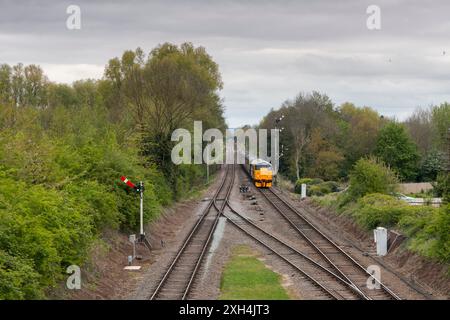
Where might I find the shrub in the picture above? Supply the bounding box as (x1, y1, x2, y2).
(296, 178, 314, 186)
(400, 204, 450, 263)
(340, 157, 398, 206)
(0, 105, 175, 299)
(352, 193, 410, 229)
(294, 178, 324, 194)
(343, 193, 449, 263)
(307, 181, 339, 196)
(433, 172, 450, 203)
(0, 250, 42, 299)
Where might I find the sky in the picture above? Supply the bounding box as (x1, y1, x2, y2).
(1, 0, 450, 127)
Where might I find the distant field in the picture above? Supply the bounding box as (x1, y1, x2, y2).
(219, 245, 290, 300)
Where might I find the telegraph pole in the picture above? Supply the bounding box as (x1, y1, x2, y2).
(274, 115, 285, 186)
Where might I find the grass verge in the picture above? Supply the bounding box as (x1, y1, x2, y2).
(219, 245, 290, 300)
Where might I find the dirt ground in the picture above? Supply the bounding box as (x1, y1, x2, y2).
(57, 166, 449, 300)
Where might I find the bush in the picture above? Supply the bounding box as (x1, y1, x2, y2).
(294, 177, 324, 194)
(0, 105, 175, 299)
(340, 157, 398, 206)
(433, 172, 450, 203)
(341, 193, 449, 263)
(308, 181, 339, 196)
(351, 193, 411, 229)
(0, 250, 42, 299)
(400, 204, 450, 263)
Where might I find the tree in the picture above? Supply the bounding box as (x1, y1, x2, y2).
(305, 128, 343, 180)
(405, 107, 433, 155)
(419, 149, 445, 181)
(23, 65, 48, 108)
(338, 103, 384, 174)
(433, 173, 450, 203)
(375, 122, 420, 181)
(260, 92, 336, 180)
(0, 64, 12, 105)
(103, 43, 225, 196)
(431, 102, 450, 150)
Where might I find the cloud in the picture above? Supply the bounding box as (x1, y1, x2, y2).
(40, 63, 105, 83)
(1, 0, 449, 127)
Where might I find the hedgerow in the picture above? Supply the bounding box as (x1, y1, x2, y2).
(0, 105, 173, 299)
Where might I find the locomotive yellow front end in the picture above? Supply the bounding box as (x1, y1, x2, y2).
(252, 161, 273, 188)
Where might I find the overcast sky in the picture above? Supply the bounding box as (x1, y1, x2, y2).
(1, 0, 450, 127)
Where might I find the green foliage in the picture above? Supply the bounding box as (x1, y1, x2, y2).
(294, 177, 338, 196)
(305, 128, 344, 180)
(419, 149, 445, 182)
(352, 194, 410, 229)
(0, 43, 225, 299)
(103, 44, 226, 198)
(311, 193, 338, 208)
(296, 178, 314, 185)
(339, 194, 449, 263)
(294, 177, 324, 194)
(433, 172, 450, 203)
(399, 204, 450, 263)
(0, 250, 42, 299)
(341, 157, 398, 205)
(338, 103, 384, 175)
(219, 246, 290, 300)
(431, 103, 450, 149)
(0, 105, 164, 298)
(308, 181, 339, 196)
(375, 122, 420, 181)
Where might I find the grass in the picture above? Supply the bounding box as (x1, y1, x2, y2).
(311, 192, 339, 208)
(219, 245, 291, 300)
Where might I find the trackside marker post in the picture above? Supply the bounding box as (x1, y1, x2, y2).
(139, 181, 144, 236)
(120, 176, 151, 251)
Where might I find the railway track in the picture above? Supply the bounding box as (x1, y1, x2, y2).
(221, 199, 366, 299)
(258, 185, 401, 300)
(149, 164, 402, 300)
(149, 165, 234, 300)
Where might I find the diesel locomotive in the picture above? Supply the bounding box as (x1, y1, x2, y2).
(245, 156, 273, 188)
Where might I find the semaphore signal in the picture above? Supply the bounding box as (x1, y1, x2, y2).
(121, 176, 137, 190)
(120, 175, 151, 252)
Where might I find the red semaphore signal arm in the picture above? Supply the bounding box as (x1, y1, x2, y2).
(120, 176, 137, 189)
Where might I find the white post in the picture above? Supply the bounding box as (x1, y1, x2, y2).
(139, 181, 144, 236)
(374, 227, 387, 256)
(129, 234, 136, 259)
(301, 183, 307, 199)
